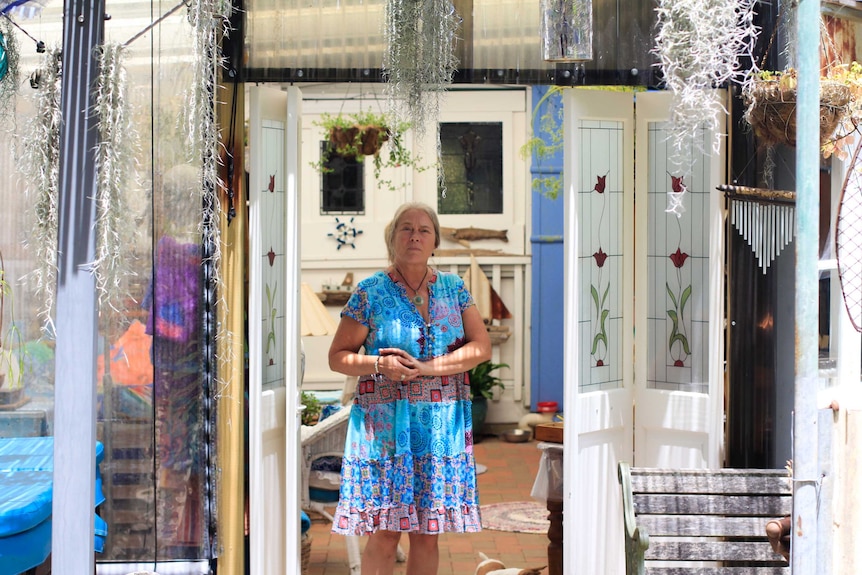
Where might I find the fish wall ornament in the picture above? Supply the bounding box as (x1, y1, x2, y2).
(440, 226, 508, 248)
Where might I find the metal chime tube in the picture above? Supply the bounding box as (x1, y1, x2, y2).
(541, 0, 593, 62)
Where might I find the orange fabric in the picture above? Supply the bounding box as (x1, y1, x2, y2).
(97, 320, 154, 387)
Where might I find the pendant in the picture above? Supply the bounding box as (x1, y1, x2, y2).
(412, 295, 424, 306)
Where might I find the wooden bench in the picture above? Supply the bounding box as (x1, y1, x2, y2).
(618, 462, 792, 575)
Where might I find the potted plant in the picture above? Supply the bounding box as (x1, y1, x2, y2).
(468, 360, 508, 438)
(743, 66, 855, 151)
(0, 249, 26, 408)
(300, 390, 322, 426)
(312, 111, 425, 190)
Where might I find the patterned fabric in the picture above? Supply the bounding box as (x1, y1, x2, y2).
(331, 270, 483, 535)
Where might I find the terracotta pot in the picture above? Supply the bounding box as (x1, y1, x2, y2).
(329, 126, 360, 155)
(359, 126, 389, 156)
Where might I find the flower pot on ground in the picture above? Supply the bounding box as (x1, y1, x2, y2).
(300, 391, 322, 426)
(468, 360, 508, 439)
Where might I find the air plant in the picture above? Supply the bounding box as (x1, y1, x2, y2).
(20, 46, 61, 325)
(185, 0, 233, 273)
(94, 42, 138, 310)
(0, 18, 20, 123)
(653, 0, 758, 214)
(383, 0, 459, 138)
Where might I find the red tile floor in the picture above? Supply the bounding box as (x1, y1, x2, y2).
(305, 435, 550, 575)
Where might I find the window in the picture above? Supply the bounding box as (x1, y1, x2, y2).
(437, 122, 503, 215)
(320, 142, 365, 214)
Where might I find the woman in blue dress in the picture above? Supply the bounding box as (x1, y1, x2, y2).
(328, 202, 492, 575)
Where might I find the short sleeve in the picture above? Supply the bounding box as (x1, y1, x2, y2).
(341, 285, 370, 327)
(453, 274, 475, 312)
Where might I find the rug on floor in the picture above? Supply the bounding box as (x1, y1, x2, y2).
(480, 500, 550, 533)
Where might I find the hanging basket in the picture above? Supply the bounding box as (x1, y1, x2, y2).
(329, 126, 360, 156)
(358, 125, 389, 156)
(328, 125, 389, 158)
(743, 79, 851, 148)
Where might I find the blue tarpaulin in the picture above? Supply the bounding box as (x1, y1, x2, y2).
(0, 437, 105, 574)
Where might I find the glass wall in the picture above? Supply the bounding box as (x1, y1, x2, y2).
(0, 1, 212, 563)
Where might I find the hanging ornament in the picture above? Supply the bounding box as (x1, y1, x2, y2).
(327, 217, 364, 250)
(0, 29, 7, 82)
(540, 0, 593, 62)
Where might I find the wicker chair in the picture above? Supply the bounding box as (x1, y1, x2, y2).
(300, 379, 406, 574)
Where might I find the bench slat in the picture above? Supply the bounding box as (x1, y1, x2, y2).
(638, 515, 788, 538)
(630, 470, 790, 495)
(645, 567, 789, 575)
(645, 541, 784, 562)
(633, 493, 791, 516)
(618, 463, 792, 575)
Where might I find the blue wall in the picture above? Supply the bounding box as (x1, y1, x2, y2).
(529, 86, 565, 411)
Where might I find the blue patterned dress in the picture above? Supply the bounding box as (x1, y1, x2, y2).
(331, 269, 482, 535)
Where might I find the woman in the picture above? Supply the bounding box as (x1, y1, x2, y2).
(328, 202, 492, 575)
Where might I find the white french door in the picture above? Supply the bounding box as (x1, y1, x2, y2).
(248, 85, 304, 575)
(632, 92, 726, 470)
(562, 89, 726, 574)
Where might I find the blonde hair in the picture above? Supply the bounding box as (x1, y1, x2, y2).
(384, 202, 441, 262)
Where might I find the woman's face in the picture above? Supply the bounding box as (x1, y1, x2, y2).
(392, 208, 437, 265)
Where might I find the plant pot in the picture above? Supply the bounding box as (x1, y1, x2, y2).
(358, 126, 388, 156)
(0, 386, 28, 410)
(329, 126, 360, 156)
(471, 396, 488, 441)
(744, 79, 851, 148)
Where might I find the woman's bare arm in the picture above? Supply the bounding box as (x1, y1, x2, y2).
(328, 316, 374, 376)
(382, 305, 491, 377)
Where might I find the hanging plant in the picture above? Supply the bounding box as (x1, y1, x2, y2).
(653, 0, 758, 169)
(0, 18, 20, 122)
(312, 111, 427, 191)
(93, 42, 138, 310)
(383, 0, 459, 137)
(184, 0, 233, 274)
(742, 66, 853, 151)
(519, 86, 565, 200)
(20, 46, 62, 325)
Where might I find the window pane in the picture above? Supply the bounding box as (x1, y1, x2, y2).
(321, 142, 365, 214)
(438, 123, 503, 215)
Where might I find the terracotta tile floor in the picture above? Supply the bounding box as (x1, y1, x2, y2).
(305, 435, 550, 575)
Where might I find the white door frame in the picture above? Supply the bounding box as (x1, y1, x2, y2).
(248, 85, 304, 575)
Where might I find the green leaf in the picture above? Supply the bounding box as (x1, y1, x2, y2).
(679, 285, 692, 315)
(666, 282, 678, 308)
(592, 332, 607, 354)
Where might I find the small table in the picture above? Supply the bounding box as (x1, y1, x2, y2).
(530, 442, 563, 575)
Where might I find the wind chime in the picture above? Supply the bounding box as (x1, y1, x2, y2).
(719, 184, 796, 274)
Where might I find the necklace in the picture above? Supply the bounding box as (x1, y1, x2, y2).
(396, 266, 428, 306)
